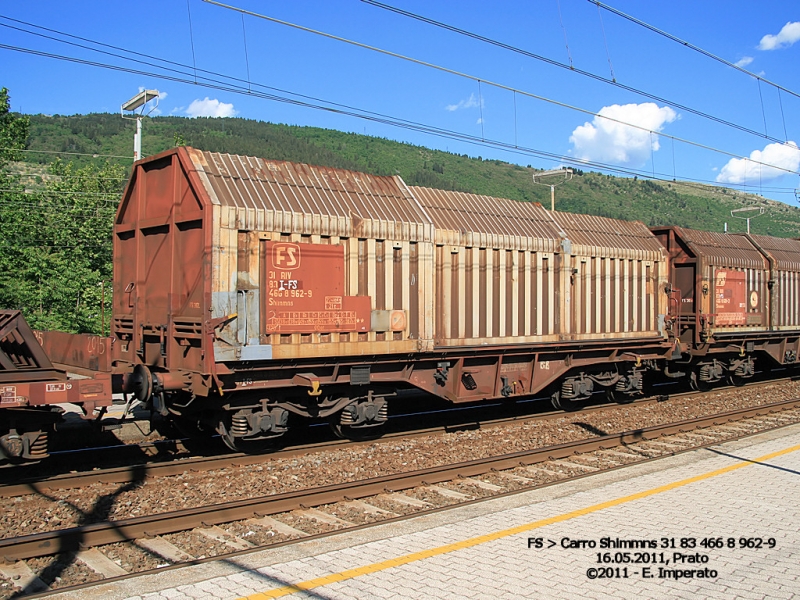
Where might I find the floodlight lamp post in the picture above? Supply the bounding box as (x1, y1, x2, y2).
(121, 89, 159, 161)
(532, 167, 574, 211)
(730, 206, 765, 234)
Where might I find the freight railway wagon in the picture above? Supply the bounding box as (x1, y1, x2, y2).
(0, 311, 112, 462)
(653, 227, 800, 389)
(111, 147, 676, 450)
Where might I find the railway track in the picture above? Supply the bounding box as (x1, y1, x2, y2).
(0, 392, 652, 497)
(2, 395, 800, 597)
(0, 373, 775, 494)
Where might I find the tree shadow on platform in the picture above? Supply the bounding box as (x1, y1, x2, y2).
(219, 555, 342, 600)
(705, 448, 800, 476)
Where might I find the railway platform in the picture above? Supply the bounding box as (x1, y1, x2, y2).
(50, 422, 800, 600)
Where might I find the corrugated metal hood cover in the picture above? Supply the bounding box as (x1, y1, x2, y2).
(187, 148, 431, 225)
(549, 212, 666, 255)
(673, 226, 767, 269)
(746, 234, 800, 271)
(409, 186, 562, 241)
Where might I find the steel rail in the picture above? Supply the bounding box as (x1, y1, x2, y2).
(1, 374, 786, 497)
(0, 393, 667, 497)
(1, 397, 798, 562)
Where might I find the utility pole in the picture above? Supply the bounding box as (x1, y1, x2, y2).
(532, 168, 573, 211)
(730, 206, 765, 234)
(121, 90, 160, 161)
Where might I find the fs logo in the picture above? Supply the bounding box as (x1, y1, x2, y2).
(272, 243, 301, 270)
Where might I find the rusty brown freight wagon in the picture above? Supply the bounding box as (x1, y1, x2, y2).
(113, 147, 674, 450)
(408, 187, 673, 409)
(0, 311, 113, 462)
(652, 226, 800, 389)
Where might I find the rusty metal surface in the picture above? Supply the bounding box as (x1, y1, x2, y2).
(667, 226, 767, 269)
(408, 186, 561, 251)
(408, 189, 668, 345)
(2, 397, 797, 562)
(113, 147, 441, 372)
(189, 148, 432, 242)
(549, 212, 666, 259)
(746, 234, 800, 271)
(746, 234, 800, 328)
(262, 242, 371, 334)
(0, 310, 59, 383)
(34, 330, 113, 373)
(652, 226, 770, 334)
(0, 311, 112, 410)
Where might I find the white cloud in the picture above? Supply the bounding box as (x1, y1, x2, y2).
(569, 103, 678, 166)
(476, 117, 483, 125)
(758, 21, 800, 50)
(446, 93, 482, 112)
(186, 97, 238, 118)
(716, 141, 800, 184)
(734, 56, 754, 68)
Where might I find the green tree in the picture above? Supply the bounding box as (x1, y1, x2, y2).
(0, 89, 123, 333)
(0, 87, 29, 164)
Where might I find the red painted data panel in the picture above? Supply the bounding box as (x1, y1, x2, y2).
(714, 269, 747, 326)
(263, 242, 371, 333)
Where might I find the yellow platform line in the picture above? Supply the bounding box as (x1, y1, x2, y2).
(241, 442, 800, 599)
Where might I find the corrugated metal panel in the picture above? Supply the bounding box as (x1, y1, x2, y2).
(707, 265, 767, 331)
(747, 234, 800, 328)
(408, 187, 666, 346)
(408, 186, 561, 252)
(746, 234, 800, 271)
(568, 254, 661, 337)
(187, 148, 433, 242)
(549, 214, 666, 339)
(549, 212, 665, 260)
(673, 227, 766, 269)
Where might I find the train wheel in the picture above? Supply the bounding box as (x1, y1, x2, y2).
(550, 389, 581, 412)
(217, 412, 286, 454)
(329, 422, 385, 441)
(689, 370, 712, 392)
(172, 415, 213, 439)
(728, 373, 748, 387)
(605, 388, 634, 404)
(329, 396, 388, 440)
(219, 429, 283, 454)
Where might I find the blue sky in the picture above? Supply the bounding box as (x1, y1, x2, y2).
(2, 0, 800, 203)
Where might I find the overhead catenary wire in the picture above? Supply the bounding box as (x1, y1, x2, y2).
(241, 13, 251, 93)
(778, 89, 788, 142)
(0, 146, 134, 160)
(757, 79, 768, 137)
(595, 1, 616, 82)
(359, 0, 797, 148)
(3, 8, 798, 181)
(199, 1, 800, 179)
(556, 0, 573, 69)
(2, 13, 799, 196)
(1, 41, 798, 198)
(2, 172, 129, 182)
(186, 0, 198, 83)
(590, 0, 800, 102)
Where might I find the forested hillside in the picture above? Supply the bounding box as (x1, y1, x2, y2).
(25, 112, 800, 237)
